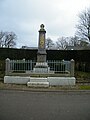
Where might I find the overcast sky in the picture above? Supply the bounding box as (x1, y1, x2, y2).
(0, 0, 90, 47)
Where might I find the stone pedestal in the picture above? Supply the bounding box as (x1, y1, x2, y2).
(37, 51, 46, 62)
(33, 62, 50, 73)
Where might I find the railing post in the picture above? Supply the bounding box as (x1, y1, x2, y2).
(5, 58, 10, 75)
(30, 60, 32, 70)
(70, 59, 75, 77)
(23, 58, 25, 71)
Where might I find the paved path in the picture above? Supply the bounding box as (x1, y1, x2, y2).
(0, 90, 90, 120)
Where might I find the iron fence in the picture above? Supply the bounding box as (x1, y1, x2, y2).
(5, 58, 74, 76)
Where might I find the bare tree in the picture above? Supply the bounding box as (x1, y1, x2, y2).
(0, 31, 5, 47)
(46, 37, 55, 49)
(56, 37, 68, 50)
(0, 31, 17, 48)
(76, 8, 90, 42)
(68, 36, 80, 46)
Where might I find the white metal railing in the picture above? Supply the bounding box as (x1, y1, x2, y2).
(47, 60, 71, 73)
(5, 58, 75, 76)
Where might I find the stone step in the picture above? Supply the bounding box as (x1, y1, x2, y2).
(27, 77, 49, 87)
(30, 77, 48, 82)
(27, 81, 49, 88)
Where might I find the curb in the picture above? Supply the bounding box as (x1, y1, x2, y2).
(0, 87, 90, 93)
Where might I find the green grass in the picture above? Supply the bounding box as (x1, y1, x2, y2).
(79, 85, 90, 90)
(0, 81, 90, 90)
(75, 71, 90, 78)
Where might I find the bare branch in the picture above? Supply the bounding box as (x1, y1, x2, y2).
(76, 8, 90, 42)
(0, 31, 17, 48)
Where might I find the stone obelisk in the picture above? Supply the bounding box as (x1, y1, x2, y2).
(37, 24, 47, 62)
(33, 24, 49, 73)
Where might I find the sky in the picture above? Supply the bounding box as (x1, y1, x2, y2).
(0, 0, 90, 48)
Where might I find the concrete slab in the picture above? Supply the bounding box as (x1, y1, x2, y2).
(27, 82, 49, 88)
(4, 76, 76, 86)
(48, 77, 76, 85)
(4, 76, 30, 84)
(30, 77, 48, 82)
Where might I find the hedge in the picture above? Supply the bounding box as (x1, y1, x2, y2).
(0, 48, 90, 72)
(0, 48, 90, 62)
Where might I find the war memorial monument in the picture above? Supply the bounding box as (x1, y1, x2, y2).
(4, 24, 76, 87)
(33, 24, 50, 73)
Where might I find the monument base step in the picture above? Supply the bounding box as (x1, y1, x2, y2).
(27, 82, 49, 88)
(4, 76, 76, 86)
(4, 76, 30, 84)
(48, 77, 76, 86)
(30, 77, 48, 82)
(27, 77, 49, 87)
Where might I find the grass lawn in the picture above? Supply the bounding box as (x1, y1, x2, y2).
(75, 71, 90, 78)
(0, 81, 90, 90)
(79, 85, 90, 90)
